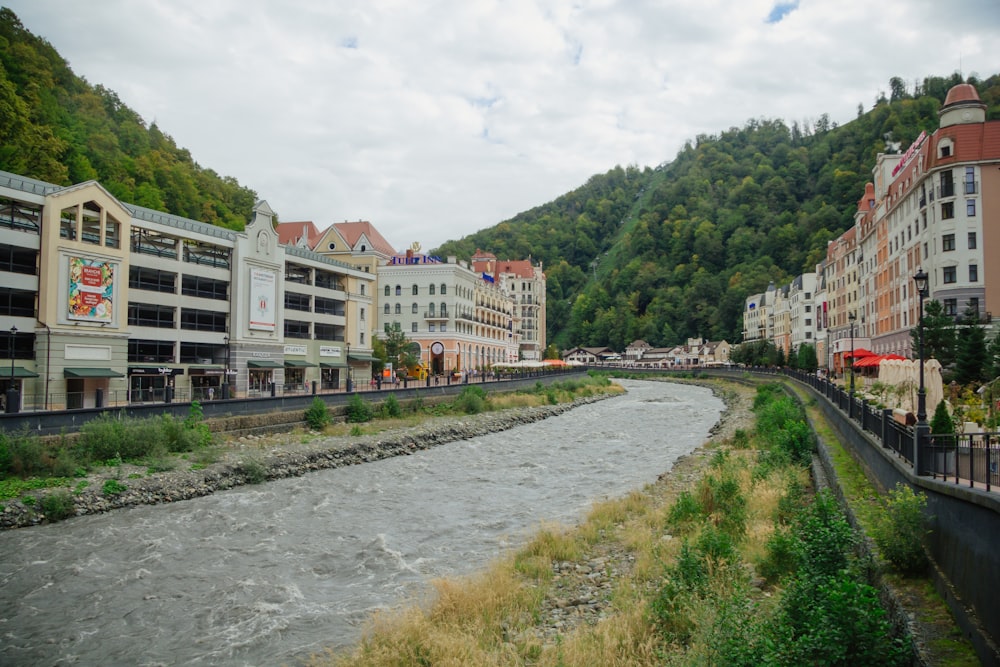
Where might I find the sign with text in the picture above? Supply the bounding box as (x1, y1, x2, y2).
(249, 267, 276, 331)
(67, 255, 116, 323)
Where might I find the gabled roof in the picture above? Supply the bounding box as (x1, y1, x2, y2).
(276, 221, 323, 248)
(333, 221, 397, 257)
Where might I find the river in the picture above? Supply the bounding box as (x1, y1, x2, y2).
(0, 379, 723, 666)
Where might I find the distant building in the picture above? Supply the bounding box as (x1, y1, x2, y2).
(471, 250, 546, 361)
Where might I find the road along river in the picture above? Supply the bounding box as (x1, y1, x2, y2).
(0, 379, 723, 666)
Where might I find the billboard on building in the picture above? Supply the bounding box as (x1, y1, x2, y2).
(249, 267, 276, 331)
(67, 255, 116, 323)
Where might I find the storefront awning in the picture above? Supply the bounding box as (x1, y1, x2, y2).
(0, 366, 40, 378)
(247, 360, 283, 369)
(64, 368, 124, 378)
(347, 353, 377, 363)
(320, 362, 347, 369)
(284, 360, 317, 368)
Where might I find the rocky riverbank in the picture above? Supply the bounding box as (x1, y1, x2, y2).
(1, 394, 618, 530)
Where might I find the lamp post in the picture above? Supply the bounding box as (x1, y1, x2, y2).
(913, 267, 930, 475)
(848, 311, 856, 417)
(345, 342, 353, 392)
(222, 335, 231, 399)
(6, 325, 17, 413)
(913, 268, 929, 424)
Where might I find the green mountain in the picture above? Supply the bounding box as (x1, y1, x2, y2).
(436, 76, 1000, 351)
(0, 8, 256, 229)
(2, 8, 997, 353)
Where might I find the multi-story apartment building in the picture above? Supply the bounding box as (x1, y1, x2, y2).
(744, 82, 998, 373)
(470, 250, 547, 361)
(376, 250, 517, 376)
(0, 170, 374, 411)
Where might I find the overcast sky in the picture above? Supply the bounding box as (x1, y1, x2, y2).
(5, 1, 998, 252)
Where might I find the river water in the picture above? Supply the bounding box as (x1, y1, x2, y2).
(0, 379, 723, 666)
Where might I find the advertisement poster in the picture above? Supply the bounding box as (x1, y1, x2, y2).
(67, 256, 115, 322)
(249, 267, 276, 331)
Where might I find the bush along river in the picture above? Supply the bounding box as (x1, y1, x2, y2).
(0, 379, 723, 666)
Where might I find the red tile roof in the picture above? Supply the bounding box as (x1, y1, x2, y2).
(331, 221, 397, 257)
(276, 221, 322, 248)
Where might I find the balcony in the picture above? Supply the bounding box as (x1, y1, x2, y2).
(424, 311, 450, 320)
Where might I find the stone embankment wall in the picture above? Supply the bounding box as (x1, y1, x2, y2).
(1, 395, 612, 531)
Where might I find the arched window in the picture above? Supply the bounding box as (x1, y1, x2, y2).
(412, 284, 419, 295)
(428, 302, 435, 315)
(429, 284, 435, 295)
(440, 301, 448, 316)
(384, 285, 390, 297)
(394, 303, 401, 314)
(412, 303, 418, 314)
(440, 284, 447, 295)
(395, 285, 402, 296)
(384, 303, 390, 314)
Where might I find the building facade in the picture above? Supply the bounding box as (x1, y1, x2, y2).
(0, 170, 374, 411)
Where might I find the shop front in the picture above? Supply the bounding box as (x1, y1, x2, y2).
(187, 366, 224, 401)
(63, 367, 125, 409)
(128, 366, 184, 403)
(283, 360, 316, 394)
(320, 362, 344, 391)
(247, 360, 282, 396)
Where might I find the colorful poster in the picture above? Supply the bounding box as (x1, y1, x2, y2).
(68, 256, 115, 322)
(249, 267, 276, 331)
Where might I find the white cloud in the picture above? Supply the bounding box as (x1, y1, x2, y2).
(5, 0, 999, 250)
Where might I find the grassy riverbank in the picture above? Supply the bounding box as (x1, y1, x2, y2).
(307, 380, 915, 666)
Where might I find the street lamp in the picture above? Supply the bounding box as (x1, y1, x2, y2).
(222, 334, 231, 399)
(913, 268, 929, 424)
(345, 342, 353, 392)
(848, 311, 856, 415)
(6, 325, 17, 414)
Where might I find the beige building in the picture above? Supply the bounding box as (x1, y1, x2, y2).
(471, 250, 547, 360)
(0, 170, 374, 411)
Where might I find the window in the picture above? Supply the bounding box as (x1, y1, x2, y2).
(440, 283, 447, 295)
(440, 323, 447, 332)
(129, 339, 174, 363)
(284, 292, 311, 312)
(130, 267, 176, 294)
(967, 199, 976, 216)
(315, 296, 342, 315)
(284, 320, 311, 339)
(941, 202, 954, 219)
(412, 303, 418, 314)
(943, 266, 956, 284)
(314, 323, 339, 340)
(429, 284, 435, 295)
(360, 332, 364, 345)
(965, 166, 977, 193)
(440, 302, 447, 316)
(969, 232, 977, 249)
(360, 308, 365, 321)
(394, 303, 401, 314)
(412, 284, 419, 295)
(384, 285, 390, 297)
(412, 322, 418, 332)
(429, 324, 436, 332)
(969, 264, 978, 282)
(179, 342, 221, 364)
(428, 302, 435, 316)
(942, 233, 955, 251)
(943, 299, 957, 316)
(182, 275, 228, 300)
(805, 319, 812, 326)
(395, 285, 401, 296)
(359, 284, 365, 296)
(805, 305, 811, 313)
(129, 303, 176, 328)
(383, 303, 390, 314)
(0, 287, 35, 317)
(180, 308, 227, 332)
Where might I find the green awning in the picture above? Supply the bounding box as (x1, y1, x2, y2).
(0, 366, 39, 378)
(320, 362, 347, 369)
(284, 360, 317, 368)
(347, 353, 376, 362)
(64, 367, 124, 378)
(247, 360, 283, 369)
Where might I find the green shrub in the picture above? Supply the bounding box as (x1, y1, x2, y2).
(930, 399, 955, 435)
(346, 393, 374, 423)
(796, 489, 854, 578)
(239, 459, 267, 484)
(102, 479, 128, 496)
(758, 526, 800, 583)
(774, 420, 815, 465)
(667, 490, 703, 532)
(305, 397, 331, 430)
(697, 472, 747, 539)
(381, 394, 402, 418)
(453, 385, 489, 414)
(872, 483, 930, 574)
(40, 490, 75, 522)
(350, 424, 363, 436)
(0, 430, 46, 477)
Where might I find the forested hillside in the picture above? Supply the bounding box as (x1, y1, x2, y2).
(437, 75, 1000, 351)
(0, 8, 256, 229)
